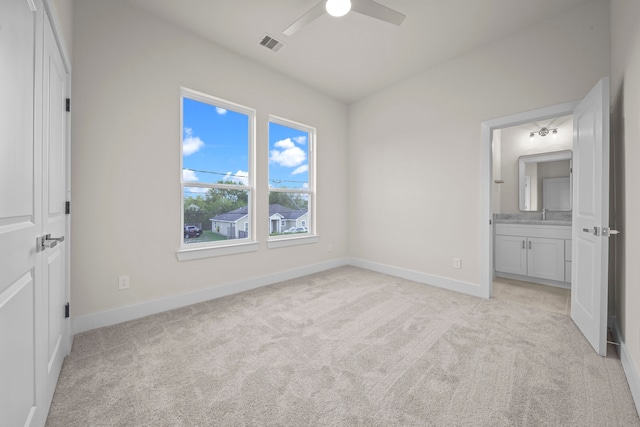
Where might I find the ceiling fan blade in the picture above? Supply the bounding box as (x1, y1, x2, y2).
(351, 0, 406, 26)
(283, 1, 326, 36)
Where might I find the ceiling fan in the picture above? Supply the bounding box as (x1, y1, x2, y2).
(283, 0, 406, 36)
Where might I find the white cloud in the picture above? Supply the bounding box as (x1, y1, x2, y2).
(270, 138, 306, 167)
(187, 187, 209, 194)
(292, 165, 308, 175)
(223, 170, 249, 186)
(275, 138, 295, 149)
(216, 107, 227, 115)
(293, 136, 307, 145)
(183, 169, 199, 182)
(183, 128, 204, 155)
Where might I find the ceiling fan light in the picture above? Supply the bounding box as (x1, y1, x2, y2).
(326, 0, 351, 17)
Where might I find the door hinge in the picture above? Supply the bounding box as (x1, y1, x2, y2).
(65, 98, 70, 112)
(65, 303, 70, 318)
(65, 201, 70, 215)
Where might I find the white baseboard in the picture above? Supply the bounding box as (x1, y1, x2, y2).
(611, 316, 640, 417)
(72, 257, 349, 335)
(348, 257, 487, 299)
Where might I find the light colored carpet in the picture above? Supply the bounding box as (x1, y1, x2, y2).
(46, 266, 640, 426)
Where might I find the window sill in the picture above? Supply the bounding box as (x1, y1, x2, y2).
(176, 242, 259, 261)
(267, 235, 319, 249)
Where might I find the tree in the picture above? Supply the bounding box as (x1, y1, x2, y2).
(184, 181, 248, 228)
(269, 191, 308, 211)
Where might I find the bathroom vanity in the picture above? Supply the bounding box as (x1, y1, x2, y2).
(494, 220, 571, 288)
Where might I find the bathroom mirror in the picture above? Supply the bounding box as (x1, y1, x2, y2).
(518, 150, 572, 211)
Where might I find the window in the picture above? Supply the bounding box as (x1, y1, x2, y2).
(268, 117, 315, 238)
(180, 88, 255, 257)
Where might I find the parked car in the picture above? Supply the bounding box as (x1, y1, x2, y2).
(184, 225, 202, 238)
(283, 226, 307, 234)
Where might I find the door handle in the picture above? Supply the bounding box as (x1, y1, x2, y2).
(582, 227, 600, 236)
(38, 234, 65, 251)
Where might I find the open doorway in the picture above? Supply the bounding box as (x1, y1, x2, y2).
(480, 101, 579, 300)
(481, 78, 611, 356)
(492, 115, 574, 298)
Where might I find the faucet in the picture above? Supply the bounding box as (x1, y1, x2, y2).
(542, 208, 547, 220)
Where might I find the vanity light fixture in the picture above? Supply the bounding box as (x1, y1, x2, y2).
(529, 126, 558, 141)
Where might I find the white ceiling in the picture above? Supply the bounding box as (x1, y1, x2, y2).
(122, 0, 593, 104)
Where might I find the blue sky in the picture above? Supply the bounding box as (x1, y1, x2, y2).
(182, 97, 309, 195)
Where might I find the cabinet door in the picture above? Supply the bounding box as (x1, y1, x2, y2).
(527, 237, 565, 281)
(495, 235, 527, 276)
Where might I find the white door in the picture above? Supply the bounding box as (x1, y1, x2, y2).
(42, 12, 69, 407)
(1, 1, 69, 425)
(571, 77, 610, 356)
(0, 1, 42, 426)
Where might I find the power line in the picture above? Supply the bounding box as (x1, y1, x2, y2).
(183, 168, 308, 185)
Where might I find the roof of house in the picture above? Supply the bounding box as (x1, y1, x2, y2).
(210, 206, 248, 222)
(211, 204, 307, 223)
(269, 204, 306, 220)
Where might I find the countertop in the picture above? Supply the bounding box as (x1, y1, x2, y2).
(494, 219, 571, 226)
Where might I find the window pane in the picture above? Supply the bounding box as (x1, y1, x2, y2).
(183, 97, 249, 186)
(268, 192, 309, 236)
(184, 186, 250, 244)
(268, 121, 309, 190)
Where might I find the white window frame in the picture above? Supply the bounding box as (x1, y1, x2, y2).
(268, 115, 318, 248)
(177, 88, 257, 261)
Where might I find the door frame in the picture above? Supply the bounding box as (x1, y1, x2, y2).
(480, 101, 579, 299)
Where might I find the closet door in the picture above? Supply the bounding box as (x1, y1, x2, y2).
(0, 1, 44, 426)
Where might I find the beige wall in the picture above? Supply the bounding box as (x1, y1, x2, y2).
(611, 0, 640, 396)
(348, 0, 609, 285)
(71, 0, 348, 317)
(50, 0, 73, 60)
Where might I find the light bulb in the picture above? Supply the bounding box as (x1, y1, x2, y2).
(530, 132, 535, 142)
(552, 129, 558, 137)
(326, 0, 351, 17)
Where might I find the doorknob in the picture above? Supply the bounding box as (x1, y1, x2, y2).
(582, 227, 600, 236)
(37, 234, 65, 251)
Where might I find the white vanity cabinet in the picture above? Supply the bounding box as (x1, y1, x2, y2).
(495, 223, 571, 285)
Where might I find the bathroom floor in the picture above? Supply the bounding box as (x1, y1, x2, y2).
(493, 277, 571, 316)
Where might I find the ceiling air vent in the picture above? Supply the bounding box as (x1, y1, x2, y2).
(259, 34, 284, 53)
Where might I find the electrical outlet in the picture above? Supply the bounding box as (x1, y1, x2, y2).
(118, 275, 130, 290)
(453, 258, 462, 269)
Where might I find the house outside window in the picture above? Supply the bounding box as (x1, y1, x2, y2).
(268, 116, 315, 238)
(180, 88, 255, 254)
